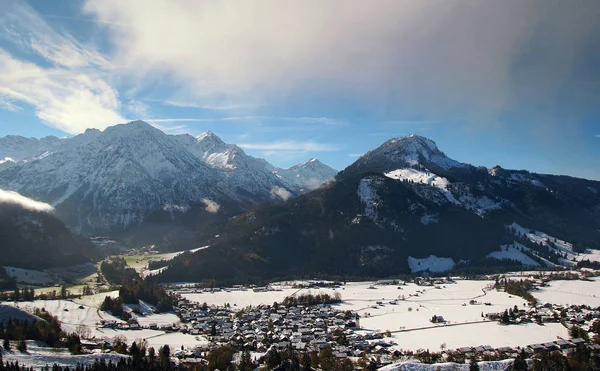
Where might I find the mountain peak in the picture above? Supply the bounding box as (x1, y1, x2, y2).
(103, 120, 162, 137)
(196, 130, 225, 145)
(341, 134, 465, 177)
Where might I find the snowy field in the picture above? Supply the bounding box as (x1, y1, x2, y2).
(533, 277, 600, 307)
(380, 359, 513, 371)
(182, 280, 569, 351)
(2, 294, 205, 351)
(1, 341, 127, 369)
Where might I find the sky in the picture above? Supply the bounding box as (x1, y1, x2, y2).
(0, 0, 599, 179)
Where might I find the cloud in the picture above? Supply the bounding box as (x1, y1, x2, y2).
(0, 96, 22, 112)
(162, 100, 255, 110)
(201, 198, 220, 213)
(240, 140, 339, 152)
(162, 204, 190, 213)
(84, 0, 600, 129)
(144, 116, 345, 125)
(0, 189, 54, 212)
(270, 186, 292, 201)
(596, 134, 600, 138)
(348, 153, 363, 158)
(149, 123, 189, 135)
(0, 1, 125, 134)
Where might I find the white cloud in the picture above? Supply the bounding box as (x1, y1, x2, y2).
(0, 51, 125, 134)
(270, 186, 292, 201)
(201, 198, 220, 213)
(240, 140, 339, 152)
(162, 100, 255, 110)
(0, 1, 124, 134)
(0, 189, 54, 212)
(144, 116, 344, 125)
(84, 0, 600, 127)
(0, 96, 22, 112)
(162, 204, 190, 213)
(348, 153, 363, 158)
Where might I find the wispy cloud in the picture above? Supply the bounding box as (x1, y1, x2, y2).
(144, 116, 345, 125)
(149, 122, 189, 135)
(348, 153, 363, 157)
(0, 189, 54, 212)
(0, 96, 22, 112)
(382, 120, 438, 125)
(596, 134, 600, 138)
(162, 100, 256, 110)
(240, 140, 340, 152)
(0, 1, 124, 134)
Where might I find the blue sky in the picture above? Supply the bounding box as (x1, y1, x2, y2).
(0, 0, 599, 179)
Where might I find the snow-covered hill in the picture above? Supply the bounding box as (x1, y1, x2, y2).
(156, 133, 600, 282)
(0, 121, 337, 234)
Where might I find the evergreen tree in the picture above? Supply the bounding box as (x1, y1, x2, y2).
(159, 344, 171, 369)
(469, 359, 480, 371)
(301, 351, 311, 371)
(3, 336, 10, 350)
(238, 350, 253, 371)
(511, 349, 528, 371)
(148, 347, 156, 362)
(16, 339, 26, 352)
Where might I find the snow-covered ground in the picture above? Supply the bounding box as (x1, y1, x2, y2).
(505, 222, 600, 267)
(380, 359, 513, 371)
(385, 168, 459, 205)
(533, 277, 600, 307)
(4, 266, 58, 285)
(487, 243, 541, 267)
(3, 299, 123, 336)
(408, 256, 455, 273)
(182, 280, 569, 352)
(1, 341, 127, 369)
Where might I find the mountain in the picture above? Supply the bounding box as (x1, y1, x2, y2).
(156, 134, 600, 284)
(0, 135, 65, 162)
(274, 158, 338, 192)
(0, 194, 97, 270)
(0, 121, 337, 236)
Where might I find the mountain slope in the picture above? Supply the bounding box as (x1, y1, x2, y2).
(156, 135, 600, 283)
(0, 121, 337, 235)
(274, 158, 338, 192)
(0, 195, 97, 270)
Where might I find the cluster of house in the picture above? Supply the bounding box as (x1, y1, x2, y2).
(172, 295, 397, 359)
(449, 337, 599, 359)
(486, 302, 600, 330)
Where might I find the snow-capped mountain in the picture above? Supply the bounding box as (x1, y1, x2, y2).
(0, 121, 337, 234)
(155, 134, 600, 283)
(341, 134, 464, 177)
(274, 158, 337, 192)
(0, 135, 65, 162)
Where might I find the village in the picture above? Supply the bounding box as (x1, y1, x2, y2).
(2, 271, 600, 369)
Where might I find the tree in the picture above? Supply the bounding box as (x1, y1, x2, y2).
(159, 344, 171, 369)
(511, 349, 528, 371)
(265, 349, 282, 370)
(148, 347, 156, 362)
(301, 351, 312, 371)
(319, 347, 335, 371)
(3, 336, 10, 351)
(17, 338, 26, 352)
(60, 285, 68, 299)
(469, 359, 480, 371)
(238, 350, 253, 371)
(502, 309, 510, 324)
